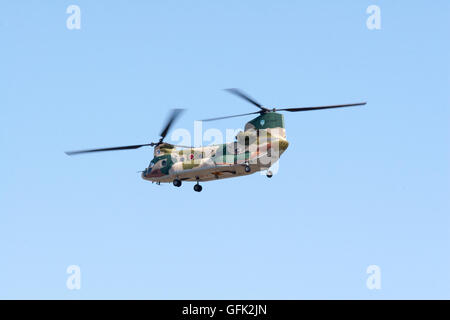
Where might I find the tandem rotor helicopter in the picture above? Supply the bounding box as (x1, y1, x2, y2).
(66, 89, 366, 192)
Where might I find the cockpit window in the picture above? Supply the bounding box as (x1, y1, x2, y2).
(149, 162, 154, 168)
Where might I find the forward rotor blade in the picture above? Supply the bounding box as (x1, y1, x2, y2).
(65, 143, 154, 156)
(225, 88, 269, 111)
(172, 144, 194, 148)
(277, 102, 366, 112)
(200, 111, 261, 122)
(159, 108, 184, 141)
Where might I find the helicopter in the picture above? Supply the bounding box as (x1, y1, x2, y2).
(66, 89, 366, 192)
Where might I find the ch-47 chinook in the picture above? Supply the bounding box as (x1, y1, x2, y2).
(66, 89, 366, 192)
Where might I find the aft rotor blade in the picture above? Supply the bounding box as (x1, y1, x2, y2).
(277, 102, 367, 112)
(200, 111, 261, 122)
(225, 88, 269, 111)
(159, 108, 184, 141)
(65, 143, 154, 156)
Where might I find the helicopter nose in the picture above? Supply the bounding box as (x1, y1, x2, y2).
(143, 168, 163, 178)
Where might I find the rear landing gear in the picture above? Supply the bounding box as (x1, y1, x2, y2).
(173, 179, 182, 187)
(194, 183, 202, 192)
(194, 177, 202, 192)
(244, 165, 251, 173)
(266, 170, 273, 178)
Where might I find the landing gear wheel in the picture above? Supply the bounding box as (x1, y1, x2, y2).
(173, 179, 182, 187)
(244, 165, 251, 173)
(266, 170, 273, 178)
(194, 184, 203, 192)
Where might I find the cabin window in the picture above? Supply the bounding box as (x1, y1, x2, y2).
(161, 160, 167, 167)
(260, 119, 265, 126)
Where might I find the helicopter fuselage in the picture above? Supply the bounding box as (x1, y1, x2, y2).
(142, 112, 289, 184)
(65, 89, 365, 192)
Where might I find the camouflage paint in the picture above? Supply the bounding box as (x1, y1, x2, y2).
(245, 112, 285, 130)
(143, 112, 289, 183)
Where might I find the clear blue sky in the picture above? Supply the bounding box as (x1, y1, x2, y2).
(1, 1, 449, 299)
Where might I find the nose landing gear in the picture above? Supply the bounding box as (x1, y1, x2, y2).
(173, 179, 182, 187)
(266, 170, 273, 178)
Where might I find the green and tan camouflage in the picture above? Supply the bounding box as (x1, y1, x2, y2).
(142, 112, 289, 183)
(65, 89, 365, 192)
